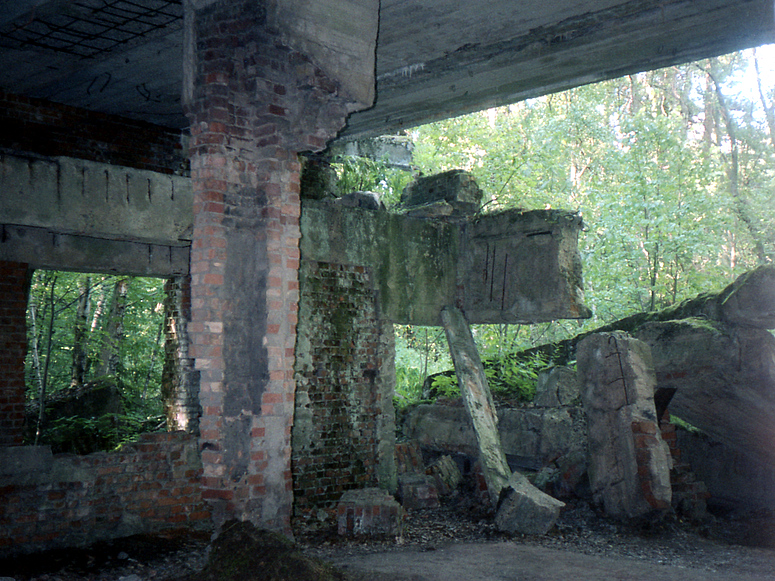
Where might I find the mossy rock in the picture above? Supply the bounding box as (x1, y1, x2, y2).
(188, 521, 348, 581)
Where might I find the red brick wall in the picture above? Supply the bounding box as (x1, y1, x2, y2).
(293, 261, 392, 517)
(0, 89, 188, 175)
(0, 432, 210, 556)
(0, 261, 30, 446)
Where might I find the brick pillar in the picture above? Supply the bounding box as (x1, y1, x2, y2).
(0, 261, 30, 446)
(184, 0, 362, 533)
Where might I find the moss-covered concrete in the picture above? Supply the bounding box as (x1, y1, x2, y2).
(300, 201, 589, 326)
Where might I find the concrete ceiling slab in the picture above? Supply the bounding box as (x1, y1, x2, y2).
(0, 0, 772, 138)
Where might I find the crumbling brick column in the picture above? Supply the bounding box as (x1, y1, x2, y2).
(162, 275, 200, 434)
(0, 261, 30, 446)
(184, 0, 369, 533)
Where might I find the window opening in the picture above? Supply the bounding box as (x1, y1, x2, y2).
(24, 270, 171, 454)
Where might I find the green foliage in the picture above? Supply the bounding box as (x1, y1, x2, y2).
(428, 351, 548, 403)
(394, 325, 450, 409)
(670, 415, 703, 435)
(484, 352, 548, 402)
(430, 373, 459, 399)
(38, 411, 164, 455)
(331, 154, 413, 208)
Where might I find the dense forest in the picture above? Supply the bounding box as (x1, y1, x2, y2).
(25, 47, 775, 445)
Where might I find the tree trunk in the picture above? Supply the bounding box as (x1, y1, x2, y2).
(35, 275, 57, 444)
(97, 278, 130, 377)
(753, 49, 775, 153)
(707, 60, 767, 264)
(70, 275, 90, 388)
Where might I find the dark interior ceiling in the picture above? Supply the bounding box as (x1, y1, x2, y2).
(0, 0, 773, 142)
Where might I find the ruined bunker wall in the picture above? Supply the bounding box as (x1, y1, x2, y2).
(293, 260, 396, 518)
(0, 432, 210, 556)
(300, 200, 459, 326)
(0, 261, 29, 446)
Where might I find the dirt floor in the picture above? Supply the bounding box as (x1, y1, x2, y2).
(3, 500, 775, 581)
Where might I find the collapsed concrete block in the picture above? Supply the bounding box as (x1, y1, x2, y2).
(578, 332, 672, 518)
(401, 169, 483, 213)
(336, 488, 404, 537)
(534, 366, 579, 407)
(397, 473, 440, 510)
(495, 471, 565, 535)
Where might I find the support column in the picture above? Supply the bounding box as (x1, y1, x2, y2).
(184, 0, 376, 533)
(0, 261, 30, 446)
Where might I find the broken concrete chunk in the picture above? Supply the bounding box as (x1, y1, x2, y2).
(578, 332, 672, 518)
(336, 488, 404, 537)
(495, 471, 565, 535)
(426, 454, 463, 496)
(397, 473, 440, 509)
(534, 366, 579, 407)
(333, 191, 384, 210)
(401, 169, 482, 213)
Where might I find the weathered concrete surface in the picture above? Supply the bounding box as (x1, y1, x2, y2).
(0, 154, 192, 246)
(495, 471, 564, 535)
(441, 306, 510, 504)
(459, 210, 589, 324)
(3, 0, 774, 136)
(0, 224, 190, 277)
(404, 403, 586, 468)
(273, 0, 379, 109)
(300, 200, 590, 326)
(635, 320, 775, 470)
(578, 332, 672, 518)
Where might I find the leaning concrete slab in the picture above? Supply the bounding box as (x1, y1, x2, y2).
(441, 306, 511, 504)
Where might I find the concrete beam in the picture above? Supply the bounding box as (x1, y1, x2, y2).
(0, 224, 190, 277)
(0, 153, 192, 247)
(300, 200, 590, 326)
(343, 0, 775, 139)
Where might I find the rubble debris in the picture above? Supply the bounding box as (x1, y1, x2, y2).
(495, 470, 565, 535)
(336, 488, 404, 537)
(397, 472, 440, 509)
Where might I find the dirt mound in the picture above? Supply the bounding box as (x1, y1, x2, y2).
(182, 520, 349, 581)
